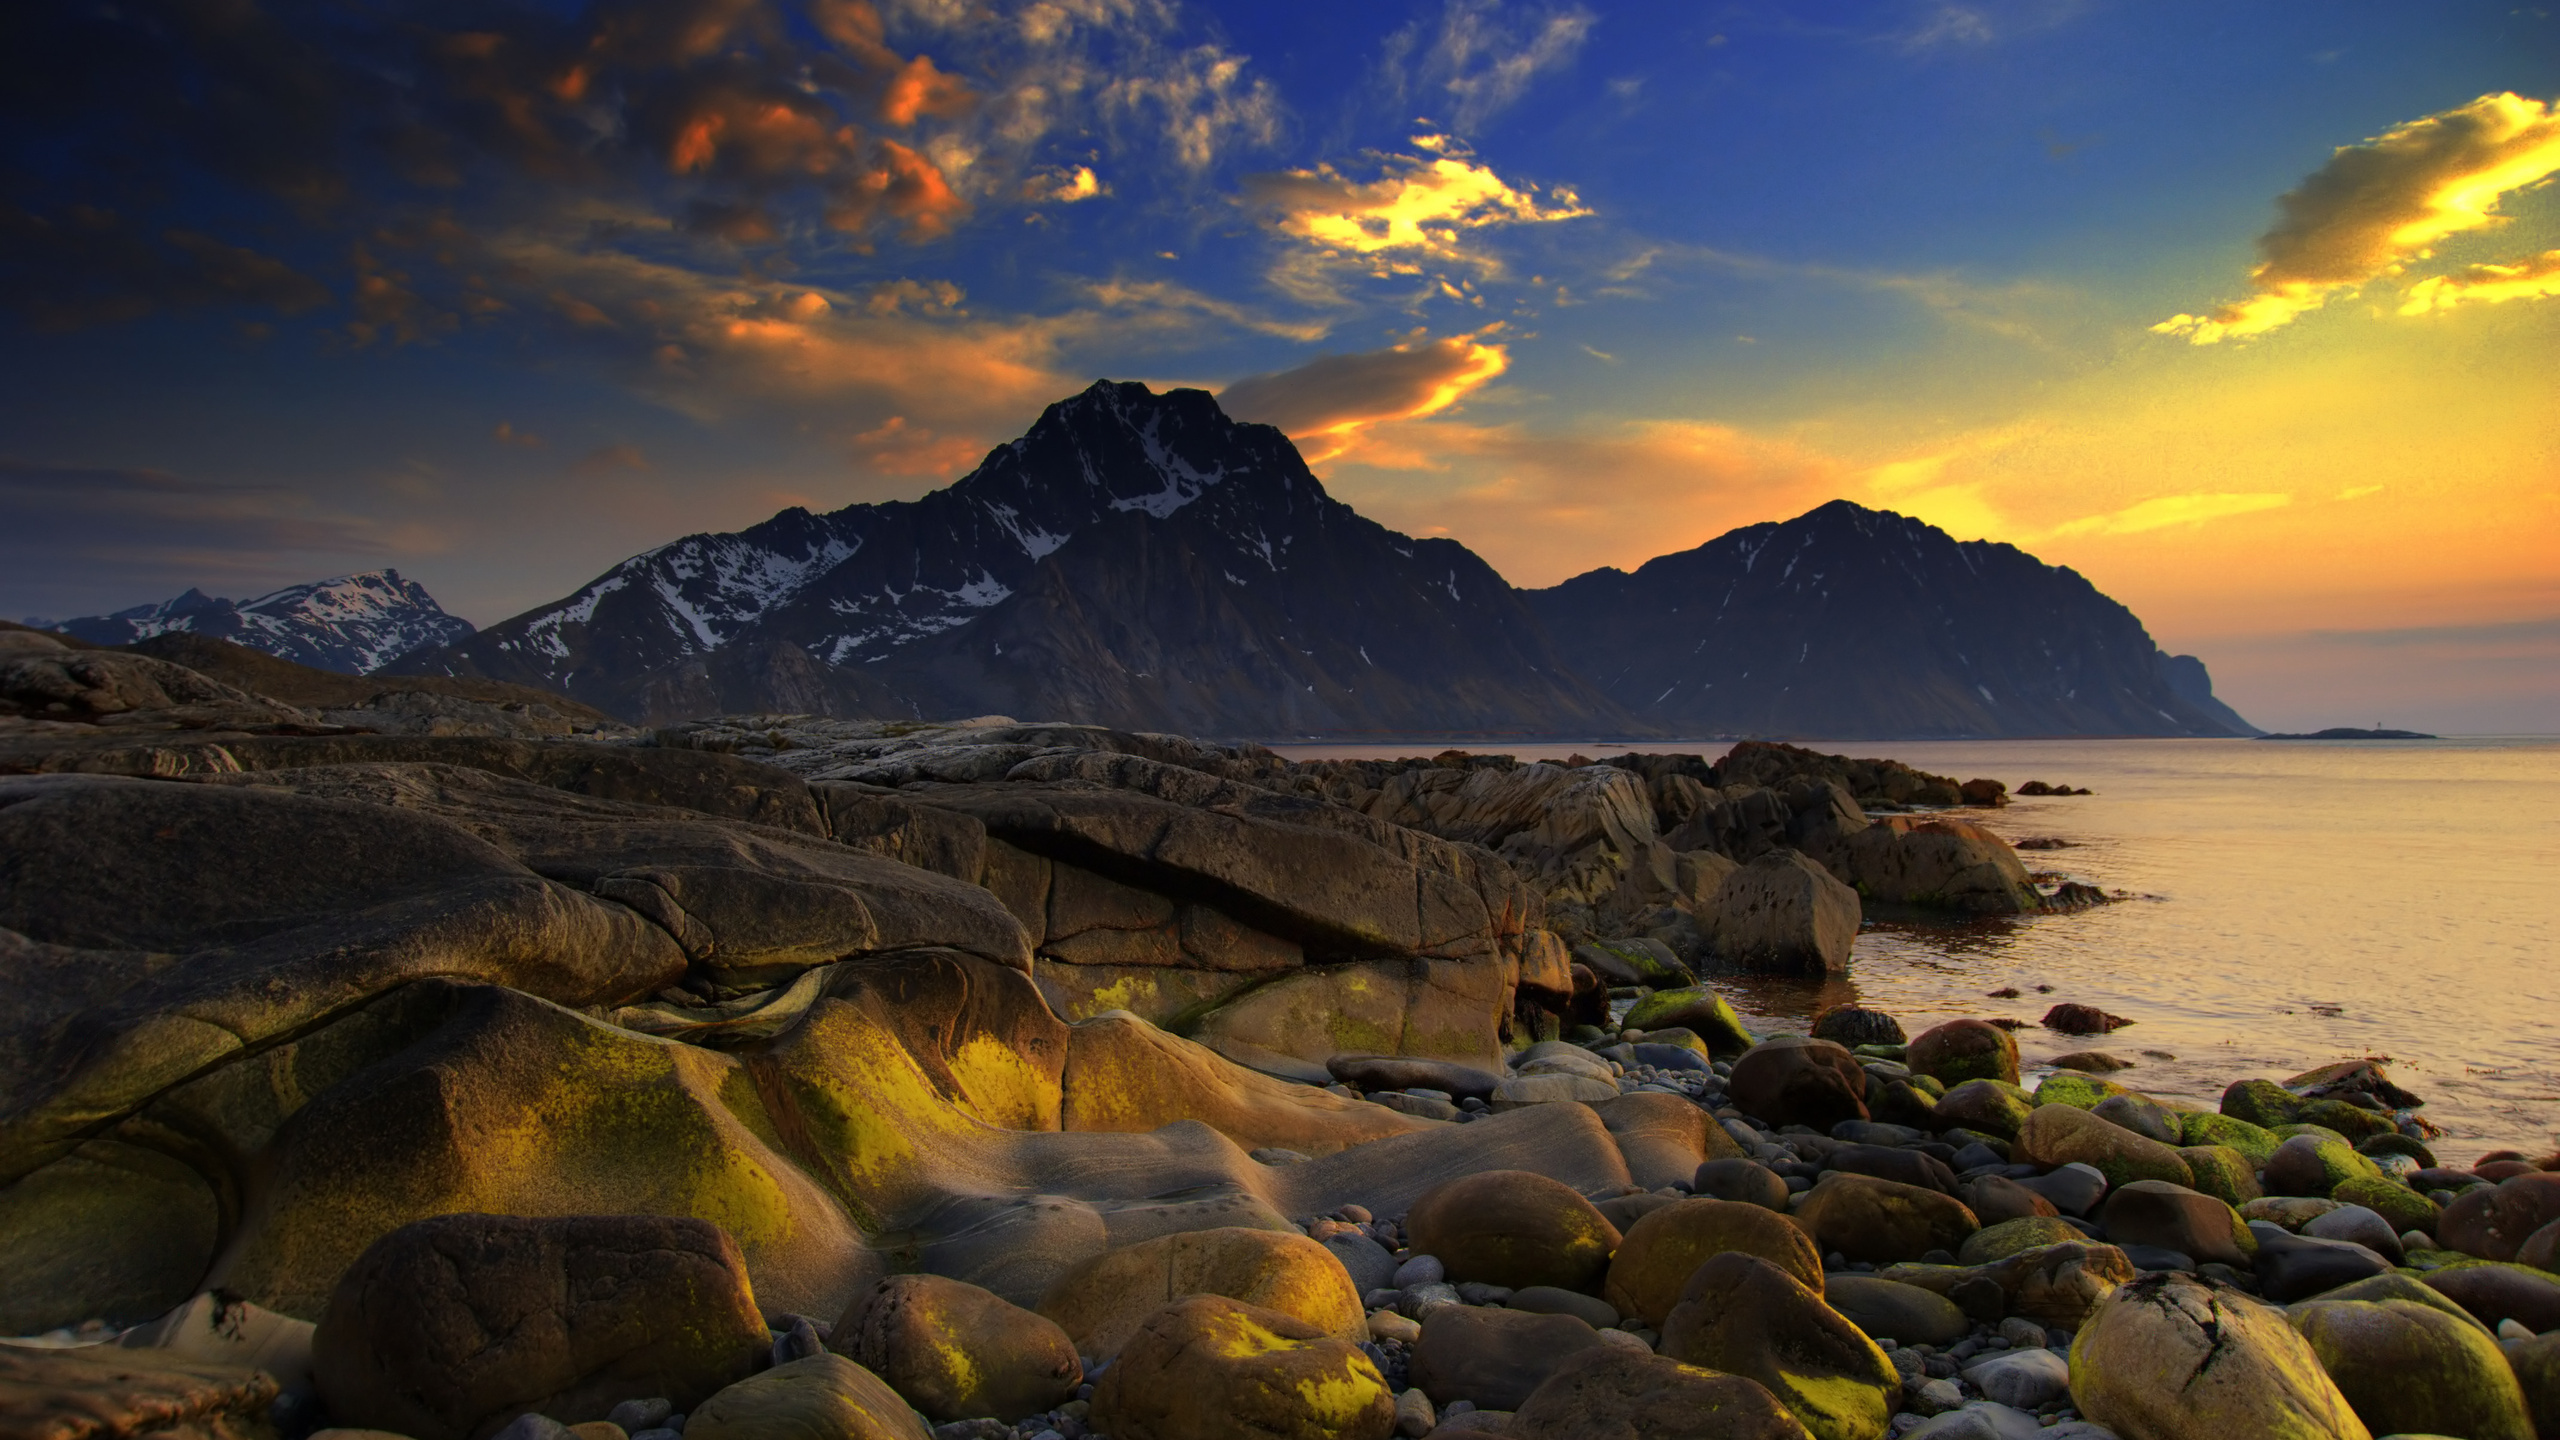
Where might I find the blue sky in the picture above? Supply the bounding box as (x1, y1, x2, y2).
(2, 0, 2555, 728)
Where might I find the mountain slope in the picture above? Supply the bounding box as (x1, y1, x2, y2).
(54, 571, 473, 675)
(1525, 500, 2254, 738)
(407, 381, 1631, 735)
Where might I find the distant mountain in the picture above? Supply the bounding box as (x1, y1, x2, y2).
(1525, 501, 2256, 738)
(399, 381, 1631, 735)
(54, 571, 473, 676)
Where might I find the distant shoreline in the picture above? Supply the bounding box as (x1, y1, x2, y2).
(2257, 727, 2438, 740)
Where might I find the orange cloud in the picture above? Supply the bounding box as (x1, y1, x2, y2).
(827, 139, 970, 241)
(2398, 248, 2560, 313)
(2158, 91, 2560, 342)
(853, 415, 993, 476)
(1217, 334, 1509, 461)
(573, 442, 650, 476)
(1245, 137, 1590, 278)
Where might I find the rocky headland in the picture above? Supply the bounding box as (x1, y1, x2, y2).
(3, 627, 2554, 1440)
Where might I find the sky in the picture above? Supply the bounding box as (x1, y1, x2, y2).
(1, 0, 2555, 732)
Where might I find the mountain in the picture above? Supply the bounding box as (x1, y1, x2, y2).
(401, 381, 1631, 736)
(1524, 500, 2256, 738)
(54, 571, 474, 676)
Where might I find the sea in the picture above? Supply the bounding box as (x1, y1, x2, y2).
(1270, 736, 2560, 1165)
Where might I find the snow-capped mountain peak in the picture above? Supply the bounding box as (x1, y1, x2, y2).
(54, 570, 475, 674)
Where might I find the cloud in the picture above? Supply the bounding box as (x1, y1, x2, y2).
(0, 206, 332, 330)
(573, 443, 652, 476)
(1098, 44, 1284, 171)
(2157, 92, 2560, 343)
(2398, 249, 2560, 313)
(1387, 0, 1596, 134)
(1217, 333, 1509, 459)
(1244, 136, 1590, 285)
(2047, 491, 2293, 537)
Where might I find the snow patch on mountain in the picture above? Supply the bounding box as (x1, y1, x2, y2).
(54, 571, 474, 674)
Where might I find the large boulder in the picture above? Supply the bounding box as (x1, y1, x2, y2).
(1405, 1170, 1623, 1292)
(2098, 1182, 2253, 1268)
(2262, 1134, 2380, 1200)
(2015, 1104, 2193, 1190)
(309, 1213, 770, 1440)
(1090, 1295, 1394, 1440)
(1904, 1021, 2018, 1087)
(1508, 1345, 1815, 1440)
(1660, 1253, 1898, 1440)
(1036, 1227, 1363, 1362)
(1828, 816, 2039, 915)
(2423, 1263, 2560, 1334)
(1604, 1198, 1825, 1327)
(1931, 1080, 2035, 1141)
(1728, 1038, 1870, 1131)
(2510, 1332, 2560, 1440)
(835, 1274, 1082, 1424)
(685, 1353, 931, 1440)
(1623, 986, 1757, 1058)
(1705, 850, 1859, 974)
(1409, 1304, 1607, 1412)
(2289, 1298, 2532, 1440)
(2068, 1274, 2369, 1440)
(1792, 1173, 1980, 1266)
(1822, 1275, 1970, 1347)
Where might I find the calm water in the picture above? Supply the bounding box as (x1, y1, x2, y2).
(1273, 737, 2560, 1163)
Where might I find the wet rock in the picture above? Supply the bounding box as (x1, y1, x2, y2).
(2219, 1078, 2307, 1129)
(1822, 1275, 1969, 1347)
(1930, 1080, 2035, 1141)
(2100, 1182, 2253, 1268)
(1694, 1158, 1794, 1211)
(2017, 1105, 2191, 1190)
(1405, 1170, 1623, 1292)
(1622, 987, 1758, 1058)
(1604, 1197, 1826, 1327)
(1037, 1227, 1365, 1362)
(2300, 1206, 2404, 1266)
(2068, 1273, 2365, 1440)
(1904, 1021, 2019, 1088)
(686, 1354, 929, 1440)
(1810, 1006, 1907, 1048)
(1794, 1172, 1980, 1266)
(2040, 1004, 2128, 1036)
(1729, 1038, 1871, 1132)
(2263, 1135, 2380, 1200)
(1507, 1345, 1815, 1440)
(311, 1214, 769, 1440)
(2089, 1093, 2180, 1145)
(2175, 1144, 2263, 1208)
(2248, 1223, 2392, 1304)
(837, 1274, 1082, 1424)
(2440, 1173, 2560, 1261)
(1705, 850, 1860, 975)
(1410, 1304, 1605, 1412)
(1957, 1216, 2085, 1266)
(1959, 1174, 2059, 1225)
(2291, 1298, 2532, 1440)
(1091, 1295, 1395, 1440)
(1660, 1252, 1897, 1440)
(2049, 1052, 2130, 1073)
(2425, 1263, 2560, 1334)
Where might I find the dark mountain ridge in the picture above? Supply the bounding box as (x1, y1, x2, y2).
(1526, 500, 2255, 738)
(396, 381, 2253, 739)
(53, 571, 472, 675)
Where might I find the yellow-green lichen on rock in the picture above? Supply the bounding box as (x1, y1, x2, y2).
(686, 1353, 932, 1440)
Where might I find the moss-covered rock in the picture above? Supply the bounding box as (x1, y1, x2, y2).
(836, 1274, 1083, 1425)
(2329, 1175, 2440, 1236)
(1407, 1169, 1623, 1292)
(688, 1354, 930, 1440)
(2221, 1078, 2307, 1129)
(2178, 1145, 2265, 1208)
(1791, 1172, 1981, 1267)
(2290, 1298, 2532, 1440)
(1604, 1198, 1824, 1328)
(2034, 1071, 2132, 1111)
(1089, 1295, 1395, 1440)
(2263, 1134, 2383, 1200)
(1931, 1079, 2036, 1140)
(2510, 1331, 2560, 1440)
(2016, 1103, 2193, 1190)
(2070, 1273, 2366, 1440)
(2296, 1100, 2396, 1143)
(1661, 1252, 1897, 1440)
(1905, 1020, 2019, 1087)
(1956, 1216, 2084, 1267)
(2180, 1111, 2282, 1166)
(1037, 1227, 1365, 1363)
(1622, 987, 1755, 1058)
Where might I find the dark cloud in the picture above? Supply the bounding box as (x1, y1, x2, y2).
(0, 458, 397, 616)
(0, 206, 331, 330)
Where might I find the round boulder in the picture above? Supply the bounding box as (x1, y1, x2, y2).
(1931, 1080, 2035, 1141)
(1408, 1304, 1604, 1412)
(1036, 1227, 1363, 1362)
(1823, 1275, 1970, 1347)
(2175, 1145, 2263, 1209)
(1508, 1345, 1814, 1440)
(2178, 1112, 2281, 1166)
(835, 1274, 1081, 1424)
(1693, 1158, 1793, 1211)
(1792, 1172, 1980, 1266)
(2098, 1182, 2252, 1268)
(1728, 1038, 1870, 1132)
(1622, 987, 1757, 1058)
(1089, 1295, 1394, 1440)
(1661, 1253, 1898, 1440)
(1809, 1005, 1906, 1048)
(1957, 1217, 2085, 1267)
(2509, 1332, 2560, 1440)
(310, 1214, 769, 1440)
(2424, 1263, 2560, 1334)
(1904, 1020, 2018, 1087)
(2015, 1104, 2193, 1190)
(2262, 1134, 2379, 1200)
(685, 1355, 928, 1440)
(2089, 1093, 2181, 1146)
(1961, 1174, 2060, 1226)
(1405, 1170, 1622, 1293)
(2440, 1173, 2560, 1261)
(2291, 1298, 2533, 1440)
(2068, 1273, 2364, 1439)
(1604, 1198, 1825, 1328)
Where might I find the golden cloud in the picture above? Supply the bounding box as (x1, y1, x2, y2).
(2048, 491, 2293, 537)
(2157, 91, 2560, 343)
(2398, 248, 2560, 313)
(1243, 136, 1590, 277)
(1216, 334, 1509, 461)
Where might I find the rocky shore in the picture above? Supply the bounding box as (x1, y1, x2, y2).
(3, 626, 2556, 1440)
